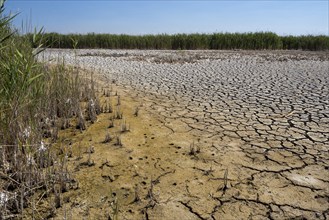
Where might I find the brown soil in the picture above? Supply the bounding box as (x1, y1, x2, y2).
(26, 54, 329, 219)
(42, 84, 206, 220)
(27, 78, 208, 219)
(37, 81, 328, 220)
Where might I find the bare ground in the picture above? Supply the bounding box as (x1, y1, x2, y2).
(37, 50, 329, 220)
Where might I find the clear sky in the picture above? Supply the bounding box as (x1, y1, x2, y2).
(4, 0, 329, 36)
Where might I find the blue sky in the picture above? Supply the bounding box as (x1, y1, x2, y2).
(4, 0, 329, 36)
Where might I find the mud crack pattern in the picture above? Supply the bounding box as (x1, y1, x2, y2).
(41, 50, 329, 219)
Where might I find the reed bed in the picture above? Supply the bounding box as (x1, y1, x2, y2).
(30, 32, 329, 51)
(0, 1, 100, 218)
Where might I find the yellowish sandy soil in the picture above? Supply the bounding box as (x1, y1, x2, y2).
(48, 84, 206, 220)
(25, 67, 328, 220)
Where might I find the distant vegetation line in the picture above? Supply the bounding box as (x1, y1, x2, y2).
(30, 32, 329, 51)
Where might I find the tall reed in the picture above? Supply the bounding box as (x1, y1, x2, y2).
(0, 1, 98, 218)
(30, 32, 329, 51)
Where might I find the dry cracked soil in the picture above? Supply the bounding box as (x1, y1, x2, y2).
(39, 50, 329, 220)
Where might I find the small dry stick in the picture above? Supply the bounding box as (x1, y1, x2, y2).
(103, 131, 112, 143)
(133, 107, 139, 117)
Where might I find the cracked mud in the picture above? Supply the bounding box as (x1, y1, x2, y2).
(41, 50, 329, 219)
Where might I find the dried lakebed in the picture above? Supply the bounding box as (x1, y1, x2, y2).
(41, 50, 329, 219)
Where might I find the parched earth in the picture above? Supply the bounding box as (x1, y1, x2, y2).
(40, 50, 329, 219)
